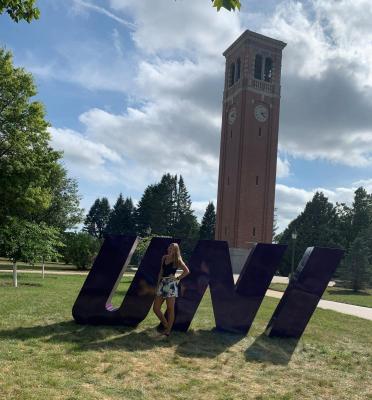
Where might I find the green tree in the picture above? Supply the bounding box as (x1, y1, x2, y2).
(199, 202, 216, 240)
(0, 0, 39, 22)
(0, 217, 61, 286)
(0, 48, 82, 233)
(278, 192, 342, 275)
(135, 174, 178, 236)
(212, 0, 241, 11)
(351, 187, 372, 243)
(62, 231, 100, 270)
(135, 184, 158, 236)
(36, 168, 83, 231)
(135, 174, 198, 240)
(106, 194, 136, 235)
(84, 198, 111, 239)
(172, 175, 199, 239)
(0, 49, 53, 224)
(342, 233, 371, 292)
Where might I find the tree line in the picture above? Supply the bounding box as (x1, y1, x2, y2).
(276, 188, 372, 291)
(71, 174, 216, 267)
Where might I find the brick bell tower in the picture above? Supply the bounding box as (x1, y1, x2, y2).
(215, 30, 286, 268)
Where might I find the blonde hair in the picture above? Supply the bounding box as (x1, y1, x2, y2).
(170, 243, 183, 267)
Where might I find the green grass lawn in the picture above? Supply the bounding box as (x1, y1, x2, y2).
(0, 273, 371, 400)
(269, 283, 372, 308)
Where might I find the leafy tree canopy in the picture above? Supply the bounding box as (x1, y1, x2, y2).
(0, 0, 39, 23)
(0, 48, 82, 231)
(0, 217, 62, 264)
(212, 0, 241, 11)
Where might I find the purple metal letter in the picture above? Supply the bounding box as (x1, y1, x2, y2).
(72, 235, 180, 325)
(174, 240, 287, 334)
(265, 246, 344, 338)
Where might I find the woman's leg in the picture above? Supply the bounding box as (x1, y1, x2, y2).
(153, 295, 168, 329)
(164, 297, 176, 335)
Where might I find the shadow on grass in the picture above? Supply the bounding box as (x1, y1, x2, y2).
(174, 329, 245, 358)
(245, 333, 300, 365)
(327, 289, 370, 296)
(0, 320, 245, 358)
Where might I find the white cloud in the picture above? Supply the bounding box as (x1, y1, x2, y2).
(108, 0, 241, 55)
(277, 156, 291, 178)
(261, 0, 372, 167)
(49, 127, 122, 183)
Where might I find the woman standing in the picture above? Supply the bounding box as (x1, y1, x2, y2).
(153, 243, 190, 336)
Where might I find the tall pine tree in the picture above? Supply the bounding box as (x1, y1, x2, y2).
(199, 202, 216, 240)
(135, 173, 199, 239)
(135, 174, 177, 236)
(106, 194, 136, 235)
(351, 187, 371, 243)
(342, 232, 371, 292)
(84, 197, 111, 238)
(172, 175, 199, 239)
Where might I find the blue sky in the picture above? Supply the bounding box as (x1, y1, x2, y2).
(1, 0, 372, 232)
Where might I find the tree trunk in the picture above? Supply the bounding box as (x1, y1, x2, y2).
(42, 256, 45, 279)
(13, 261, 17, 287)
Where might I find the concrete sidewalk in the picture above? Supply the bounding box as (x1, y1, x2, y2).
(265, 289, 372, 321)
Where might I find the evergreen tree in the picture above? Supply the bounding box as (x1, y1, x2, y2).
(334, 202, 353, 252)
(199, 202, 216, 240)
(106, 194, 136, 235)
(135, 173, 198, 239)
(278, 192, 342, 275)
(342, 232, 371, 292)
(136, 174, 178, 236)
(158, 173, 178, 235)
(351, 187, 371, 243)
(173, 175, 199, 239)
(135, 184, 157, 236)
(84, 198, 111, 238)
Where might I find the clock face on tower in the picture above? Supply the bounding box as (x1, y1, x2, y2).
(254, 104, 268, 122)
(228, 107, 237, 125)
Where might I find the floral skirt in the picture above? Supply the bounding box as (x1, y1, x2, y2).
(156, 276, 178, 298)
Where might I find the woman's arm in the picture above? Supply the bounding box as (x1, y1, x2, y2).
(176, 260, 190, 282)
(156, 256, 165, 287)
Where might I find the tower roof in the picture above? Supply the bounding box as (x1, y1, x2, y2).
(223, 29, 287, 57)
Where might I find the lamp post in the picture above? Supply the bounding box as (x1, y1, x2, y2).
(290, 230, 297, 279)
